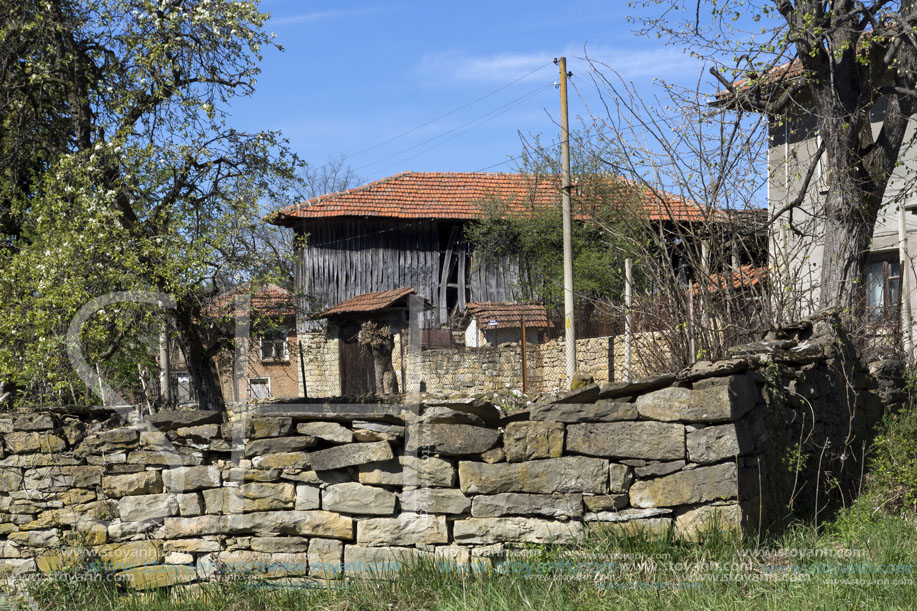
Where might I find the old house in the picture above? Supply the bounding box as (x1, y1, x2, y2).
(461, 302, 553, 347)
(269, 171, 727, 397)
(167, 285, 303, 403)
(727, 60, 917, 342)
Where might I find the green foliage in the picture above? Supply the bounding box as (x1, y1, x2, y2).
(465, 134, 647, 313)
(867, 403, 917, 514)
(0, 0, 303, 407)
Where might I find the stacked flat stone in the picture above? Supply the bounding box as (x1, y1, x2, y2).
(0, 317, 885, 589)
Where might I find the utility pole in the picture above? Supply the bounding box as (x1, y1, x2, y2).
(556, 56, 576, 386)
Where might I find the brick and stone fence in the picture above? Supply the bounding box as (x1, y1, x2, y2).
(0, 314, 886, 589)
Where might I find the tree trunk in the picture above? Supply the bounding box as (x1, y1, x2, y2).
(173, 304, 225, 412)
(358, 322, 399, 396)
(817, 146, 881, 315)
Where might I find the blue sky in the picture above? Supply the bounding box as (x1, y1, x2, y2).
(228, 1, 713, 186)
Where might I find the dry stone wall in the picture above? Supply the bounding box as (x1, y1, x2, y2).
(0, 315, 884, 589)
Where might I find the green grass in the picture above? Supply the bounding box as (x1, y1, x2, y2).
(11, 503, 917, 611)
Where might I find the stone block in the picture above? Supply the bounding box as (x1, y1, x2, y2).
(96, 540, 162, 570)
(252, 451, 310, 470)
(309, 538, 343, 577)
(566, 421, 685, 461)
(244, 436, 316, 458)
(583, 494, 629, 512)
(608, 464, 634, 493)
(674, 503, 743, 541)
(458, 457, 607, 494)
(162, 465, 221, 492)
(471, 493, 582, 519)
(12, 414, 54, 431)
(163, 538, 221, 553)
(103, 471, 163, 497)
(357, 513, 448, 546)
(203, 483, 295, 513)
(118, 493, 178, 522)
(225, 510, 353, 539)
(503, 421, 564, 462)
(343, 545, 430, 575)
(686, 425, 741, 464)
(118, 564, 198, 589)
(175, 424, 220, 439)
(147, 410, 221, 431)
(24, 466, 101, 491)
(530, 401, 638, 423)
(214, 551, 310, 578)
(398, 488, 471, 515)
(4, 432, 66, 454)
(629, 463, 737, 508)
(633, 460, 686, 478)
(295, 485, 320, 510)
(310, 441, 393, 471)
(358, 455, 454, 487)
(405, 424, 500, 456)
(584, 507, 672, 522)
(635, 376, 757, 423)
(322, 482, 396, 515)
(247, 417, 293, 438)
(250, 536, 310, 553)
(452, 517, 584, 544)
(81, 429, 138, 452)
(296, 422, 353, 444)
(0, 468, 21, 492)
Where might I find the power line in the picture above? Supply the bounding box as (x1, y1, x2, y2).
(344, 61, 552, 160)
(359, 82, 552, 174)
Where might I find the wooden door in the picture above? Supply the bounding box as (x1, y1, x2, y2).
(338, 322, 375, 396)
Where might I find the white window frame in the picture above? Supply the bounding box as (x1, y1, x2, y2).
(248, 377, 271, 400)
(259, 327, 289, 362)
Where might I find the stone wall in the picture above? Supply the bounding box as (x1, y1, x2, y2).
(297, 329, 340, 398)
(0, 314, 883, 589)
(402, 336, 615, 396)
(302, 327, 666, 398)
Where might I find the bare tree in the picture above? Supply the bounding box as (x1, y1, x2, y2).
(628, 0, 917, 317)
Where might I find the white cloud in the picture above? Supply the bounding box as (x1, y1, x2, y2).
(419, 43, 700, 84)
(269, 6, 391, 26)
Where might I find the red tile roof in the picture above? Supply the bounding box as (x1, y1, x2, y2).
(693, 265, 766, 295)
(464, 302, 553, 329)
(315, 287, 419, 318)
(205, 284, 295, 317)
(269, 172, 708, 226)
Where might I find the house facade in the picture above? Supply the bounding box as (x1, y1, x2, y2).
(167, 285, 303, 404)
(765, 87, 917, 342)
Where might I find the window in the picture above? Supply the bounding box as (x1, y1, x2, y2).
(174, 373, 193, 403)
(866, 258, 901, 320)
(260, 327, 289, 361)
(248, 378, 271, 400)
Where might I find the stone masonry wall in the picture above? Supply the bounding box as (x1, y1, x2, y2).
(0, 315, 882, 589)
(402, 336, 614, 396)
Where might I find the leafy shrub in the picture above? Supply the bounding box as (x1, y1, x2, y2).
(868, 403, 917, 513)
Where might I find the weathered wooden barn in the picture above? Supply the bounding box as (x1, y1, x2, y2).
(268, 171, 721, 397)
(269, 172, 554, 329)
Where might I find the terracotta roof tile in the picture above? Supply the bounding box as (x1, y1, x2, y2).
(464, 302, 553, 329)
(693, 265, 766, 295)
(206, 284, 294, 317)
(316, 287, 418, 318)
(269, 172, 707, 225)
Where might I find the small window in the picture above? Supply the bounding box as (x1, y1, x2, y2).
(866, 258, 901, 321)
(174, 373, 193, 403)
(260, 327, 289, 361)
(248, 378, 271, 400)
